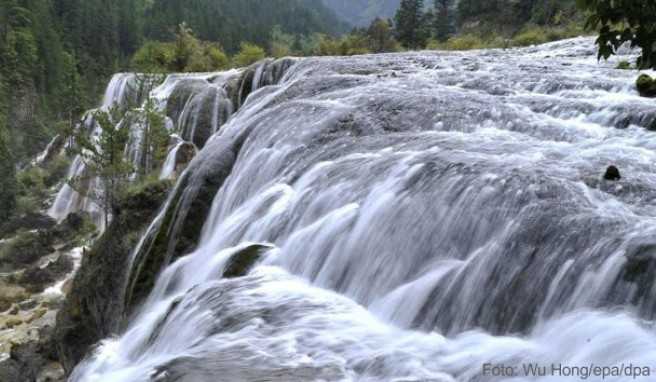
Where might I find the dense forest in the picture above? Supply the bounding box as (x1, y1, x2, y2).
(0, 0, 640, 221)
(0, 0, 344, 156)
(320, 0, 402, 26)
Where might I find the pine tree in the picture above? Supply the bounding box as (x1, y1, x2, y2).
(367, 18, 398, 53)
(140, 97, 168, 177)
(394, 0, 425, 49)
(70, 106, 133, 228)
(434, 0, 453, 41)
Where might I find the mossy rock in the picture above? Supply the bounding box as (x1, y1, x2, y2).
(616, 61, 632, 70)
(0, 283, 29, 312)
(125, 137, 240, 314)
(54, 179, 171, 374)
(636, 74, 656, 97)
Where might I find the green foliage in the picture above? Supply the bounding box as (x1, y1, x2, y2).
(132, 41, 175, 73)
(434, 0, 454, 41)
(132, 25, 229, 73)
(512, 27, 549, 46)
(142, 0, 346, 53)
(441, 34, 486, 50)
(577, 0, 656, 69)
(233, 43, 267, 67)
(270, 26, 295, 58)
(616, 61, 632, 70)
(0, 128, 16, 219)
(457, 0, 579, 37)
(69, 106, 133, 227)
(140, 97, 169, 177)
(395, 0, 427, 49)
(366, 18, 400, 53)
(15, 167, 47, 215)
(315, 18, 400, 56)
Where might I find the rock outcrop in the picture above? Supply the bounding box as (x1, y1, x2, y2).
(54, 179, 170, 373)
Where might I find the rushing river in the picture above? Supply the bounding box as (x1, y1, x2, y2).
(66, 37, 656, 381)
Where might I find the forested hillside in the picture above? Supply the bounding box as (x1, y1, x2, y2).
(457, 0, 579, 35)
(0, 0, 343, 159)
(321, 0, 401, 26)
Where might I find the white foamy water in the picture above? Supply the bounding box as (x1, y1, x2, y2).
(69, 38, 656, 381)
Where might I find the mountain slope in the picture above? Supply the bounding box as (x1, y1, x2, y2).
(320, 0, 401, 26)
(144, 0, 347, 52)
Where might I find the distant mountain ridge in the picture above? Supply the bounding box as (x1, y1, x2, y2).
(320, 0, 402, 26)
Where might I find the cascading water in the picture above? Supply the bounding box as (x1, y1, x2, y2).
(48, 74, 139, 229)
(69, 38, 656, 381)
(48, 69, 242, 229)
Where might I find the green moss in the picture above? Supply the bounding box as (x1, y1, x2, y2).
(443, 34, 486, 51)
(512, 27, 548, 47)
(636, 74, 656, 97)
(616, 61, 632, 70)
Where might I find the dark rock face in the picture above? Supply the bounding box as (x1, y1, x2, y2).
(54, 180, 171, 374)
(636, 74, 656, 97)
(125, 137, 240, 312)
(604, 165, 621, 181)
(223, 244, 274, 278)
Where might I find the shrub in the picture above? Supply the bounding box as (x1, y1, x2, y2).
(616, 61, 632, 70)
(43, 155, 71, 187)
(444, 34, 485, 50)
(233, 43, 266, 67)
(512, 27, 548, 47)
(132, 41, 174, 72)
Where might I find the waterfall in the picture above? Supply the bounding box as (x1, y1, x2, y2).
(159, 140, 185, 180)
(69, 39, 656, 381)
(48, 74, 138, 229)
(47, 67, 253, 229)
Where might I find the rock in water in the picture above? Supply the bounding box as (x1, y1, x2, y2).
(636, 74, 656, 97)
(604, 165, 621, 181)
(222, 243, 274, 278)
